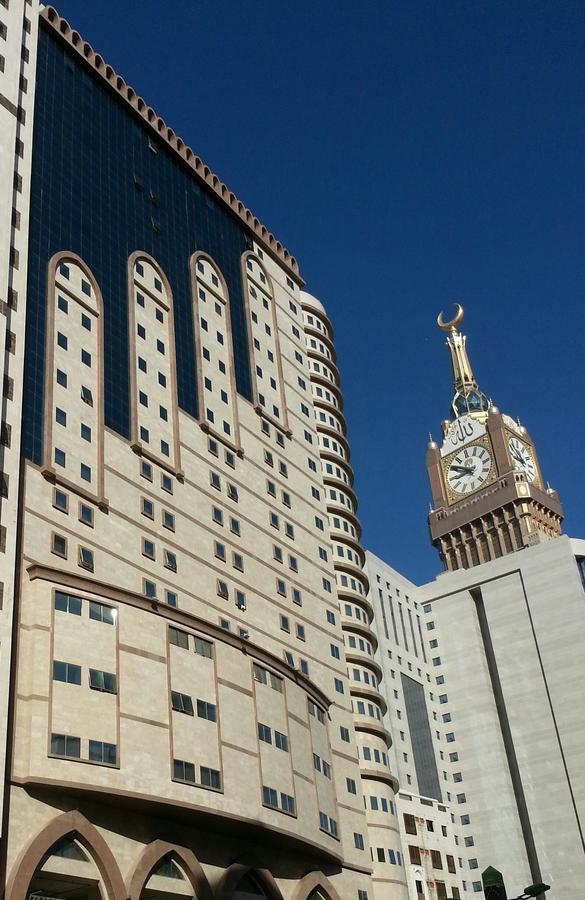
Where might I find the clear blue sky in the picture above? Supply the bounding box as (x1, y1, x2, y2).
(53, 0, 585, 583)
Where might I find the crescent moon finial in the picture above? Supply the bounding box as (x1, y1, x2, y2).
(437, 303, 464, 332)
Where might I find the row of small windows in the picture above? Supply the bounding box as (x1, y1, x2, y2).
(364, 794, 395, 815)
(304, 313, 330, 339)
(53, 447, 93, 484)
(372, 847, 402, 866)
(170, 691, 216, 722)
(53, 661, 116, 693)
(349, 668, 377, 689)
(346, 634, 373, 655)
(279, 615, 306, 640)
(262, 785, 295, 816)
(216, 578, 247, 610)
(50, 733, 116, 766)
(53, 488, 95, 527)
(338, 573, 365, 596)
(353, 699, 382, 722)
(173, 758, 221, 790)
(360, 745, 389, 767)
(51, 533, 94, 571)
(312, 383, 337, 408)
(258, 723, 289, 751)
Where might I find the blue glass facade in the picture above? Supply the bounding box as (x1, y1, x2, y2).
(23, 23, 253, 463)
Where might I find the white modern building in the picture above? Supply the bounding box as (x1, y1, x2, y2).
(365, 552, 467, 900)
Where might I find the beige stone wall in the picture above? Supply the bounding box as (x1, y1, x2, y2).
(0, 0, 39, 844)
(5, 237, 385, 898)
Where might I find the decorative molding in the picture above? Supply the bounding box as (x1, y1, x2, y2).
(40, 6, 303, 284)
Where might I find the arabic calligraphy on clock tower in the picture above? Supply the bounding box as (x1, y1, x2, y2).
(425, 306, 563, 571)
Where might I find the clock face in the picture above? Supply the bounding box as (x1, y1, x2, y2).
(446, 444, 493, 495)
(508, 437, 536, 482)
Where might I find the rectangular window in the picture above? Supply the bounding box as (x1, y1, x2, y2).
(169, 626, 189, 649)
(174, 758, 196, 784)
(258, 723, 272, 744)
(89, 669, 117, 693)
(79, 547, 94, 571)
(200, 766, 221, 789)
(197, 699, 217, 722)
(53, 488, 68, 512)
(51, 533, 67, 558)
(52, 660, 81, 685)
(171, 691, 194, 715)
(275, 730, 288, 751)
(194, 636, 213, 658)
(164, 549, 177, 571)
(50, 733, 81, 759)
(89, 601, 116, 625)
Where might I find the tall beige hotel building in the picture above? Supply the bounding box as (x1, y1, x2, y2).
(0, 3, 422, 899)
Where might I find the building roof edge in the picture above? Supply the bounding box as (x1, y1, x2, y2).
(41, 5, 304, 284)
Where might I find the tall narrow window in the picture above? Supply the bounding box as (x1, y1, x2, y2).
(191, 253, 240, 451)
(243, 253, 288, 432)
(45, 254, 104, 501)
(129, 255, 181, 472)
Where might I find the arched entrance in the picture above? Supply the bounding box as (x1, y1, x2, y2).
(290, 872, 342, 900)
(6, 810, 126, 900)
(126, 840, 213, 900)
(139, 854, 195, 898)
(27, 835, 103, 898)
(214, 864, 283, 900)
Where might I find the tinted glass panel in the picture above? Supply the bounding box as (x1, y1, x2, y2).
(24, 23, 252, 462)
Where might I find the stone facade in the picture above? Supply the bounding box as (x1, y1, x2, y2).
(0, 4, 408, 899)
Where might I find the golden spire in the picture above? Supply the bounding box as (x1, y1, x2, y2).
(437, 304, 490, 420)
(437, 303, 475, 390)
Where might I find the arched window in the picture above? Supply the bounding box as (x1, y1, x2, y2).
(191, 253, 240, 451)
(242, 253, 288, 433)
(44, 253, 105, 503)
(128, 253, 181, 473)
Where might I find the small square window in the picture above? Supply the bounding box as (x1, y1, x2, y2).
(230, 517, 240, 535)
(54, 447, 66, 468)
(142, 539, 155, 560)
(79, 503, 94, 526)
(53, 488, 68, 512)
(52, 533, 67, 557)
(57, 295, 68, 314)
(161, 473, 173, 493)
(56, 369, 67, 388)
(80, 463, 91, 483)
(81, 424, 91, 442)
(81, 313, 91, 331)
(57, 332, 68, 350)
(141, 461, 153, 481)
(143, 579, 157, 599)
(81, 349, 91, 367)
(81, 386, 93, 406)
(55, 407, 66, 427)
(79, 546, 94, 571)
(164, 550, 177, 572)
(163, 510, 175, 531)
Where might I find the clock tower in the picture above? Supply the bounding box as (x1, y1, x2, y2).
(426, 305, 563, 571)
